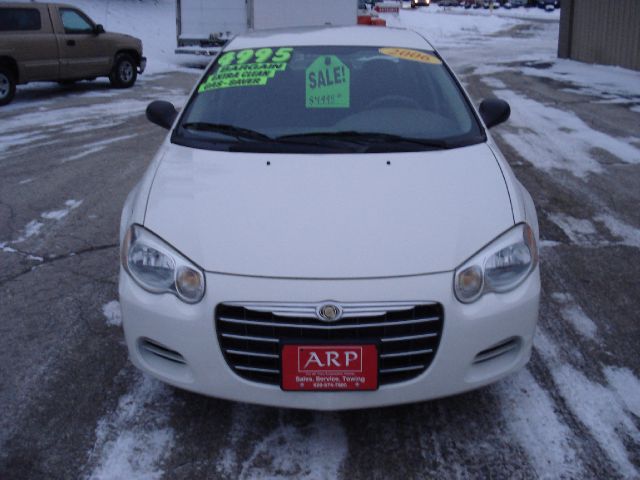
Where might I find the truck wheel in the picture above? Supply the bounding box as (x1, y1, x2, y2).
(109, 54, 137, 89)
(0, 67, 16, 106)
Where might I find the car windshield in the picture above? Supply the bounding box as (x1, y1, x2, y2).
(173, 45, 485, 153)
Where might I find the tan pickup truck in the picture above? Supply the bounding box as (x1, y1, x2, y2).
(0, 2, 146, 105)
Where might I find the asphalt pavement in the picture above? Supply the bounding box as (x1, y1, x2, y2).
(1, 19, 639, 480)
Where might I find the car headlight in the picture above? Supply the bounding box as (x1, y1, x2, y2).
(121, 224, 205, 303)
(454, 223, 538, 304)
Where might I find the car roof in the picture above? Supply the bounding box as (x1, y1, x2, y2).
(228, 26, 436, 51)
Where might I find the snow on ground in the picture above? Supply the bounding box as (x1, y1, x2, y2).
(520, 60, 640, 105)
(63, 134, 139, 163)
(484, 84, 640, 178)
(426, 4, 561, 21)
(102, 301, 122, 327)
(21, 201, 82, 241)
(13, 220, 44, 244)
(2, 89, 188, 158)
(594, 213, 640, 249)
(497, 368, 584, 478)
(550, 293, 598, 341)
(545, 211, 640, 249)
(385, 8, 519, 47)
(0, 199, 84, 260)
(86, 373, 175, 480)
(472, 54, 640, 114)
(217, 405, 348, 480)
(41, 199, 83, 220)
(535, 330, 640, 478)
(239, 413, 347, 479)
(547, 213, 600, 246)
(604, 367, 640, 418)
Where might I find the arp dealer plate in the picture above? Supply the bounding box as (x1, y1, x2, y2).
(281, 344, 378, 391)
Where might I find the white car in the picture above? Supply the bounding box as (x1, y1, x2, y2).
(120, 26, 540, 410)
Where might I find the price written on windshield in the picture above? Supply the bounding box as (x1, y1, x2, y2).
(305, 55, 351, 109)
(198, 47, 293, 93)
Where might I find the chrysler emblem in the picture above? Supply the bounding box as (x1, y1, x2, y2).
(317, 303, 343, 322)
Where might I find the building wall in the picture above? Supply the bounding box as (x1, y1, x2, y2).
(558, 0, 640, 71)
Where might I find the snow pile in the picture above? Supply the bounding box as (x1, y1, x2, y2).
(102, 301, 123, 327)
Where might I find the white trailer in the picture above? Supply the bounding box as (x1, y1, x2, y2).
(176, 0, 358, 56)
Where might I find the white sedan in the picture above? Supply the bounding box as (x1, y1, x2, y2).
(120, 26, 540, 410)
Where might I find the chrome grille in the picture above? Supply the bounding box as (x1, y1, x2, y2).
(215, 301, 444, 386)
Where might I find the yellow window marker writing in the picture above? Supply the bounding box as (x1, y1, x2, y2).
(379, 48, 442, 65)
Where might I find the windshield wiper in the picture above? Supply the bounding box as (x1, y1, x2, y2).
(276, 131, 452, 150)
(181, 122, 274, 142)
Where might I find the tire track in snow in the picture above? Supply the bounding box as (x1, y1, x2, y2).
(84, 372, 175, 480)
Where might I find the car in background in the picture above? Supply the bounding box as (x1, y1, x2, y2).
(358, 0, 373, 13)
(121, 26, 541, 410)
(411, 0, 431, 8)
(538, 0, 560, 8)
(0, 2, 145, 105)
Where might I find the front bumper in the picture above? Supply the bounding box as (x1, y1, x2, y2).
(138, 56, 147, 74)
(119, 268, 539, 410)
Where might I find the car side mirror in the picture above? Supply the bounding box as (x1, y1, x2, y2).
(95, 24, 105, 34)
(146, 101, 178, 130)
(479, 98, 511, 129)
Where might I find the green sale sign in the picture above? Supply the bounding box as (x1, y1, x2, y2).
(305, 56, 351, 109)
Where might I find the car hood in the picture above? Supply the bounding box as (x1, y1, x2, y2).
(144, 143, 514, 278)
